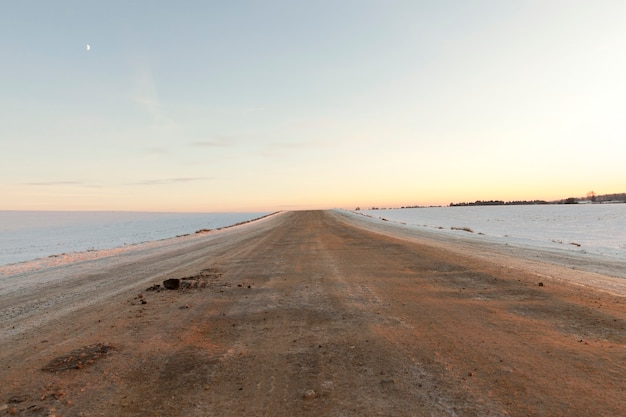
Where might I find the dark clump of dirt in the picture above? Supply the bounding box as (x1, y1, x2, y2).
(147, 268, 225, 292)
(163, 278, 181, 290)
(42, 343, 115, 372)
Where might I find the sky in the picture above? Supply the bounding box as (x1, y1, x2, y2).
(1, 1, 625, 212)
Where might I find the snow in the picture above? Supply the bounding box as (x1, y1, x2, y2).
(0, 211, 271, 267)
(358, 204, 626, 261)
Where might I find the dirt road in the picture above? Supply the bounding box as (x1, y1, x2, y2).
(1, 210, 625, 416)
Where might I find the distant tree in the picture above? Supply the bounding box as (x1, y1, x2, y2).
(587, 191, 597, 202)
(564, 197, 578, 204)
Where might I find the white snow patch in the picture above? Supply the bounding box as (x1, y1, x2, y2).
(359, 205, 626, 261)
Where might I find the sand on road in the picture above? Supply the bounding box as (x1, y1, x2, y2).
(1, 210, 624, 416)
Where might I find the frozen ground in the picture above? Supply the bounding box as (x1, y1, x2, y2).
(341, 208, 626, 296)
(0, 211, 270, 267)
(359, 204, 626, 261)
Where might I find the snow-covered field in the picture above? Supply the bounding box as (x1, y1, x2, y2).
(0, 211, 270, 266)
(359, 204, 626, 261)
(3, 205, 625, 281)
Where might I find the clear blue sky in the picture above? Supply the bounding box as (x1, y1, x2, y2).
(2, 1, 625, 211)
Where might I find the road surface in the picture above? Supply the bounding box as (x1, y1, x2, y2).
(1, 210, 624, 416)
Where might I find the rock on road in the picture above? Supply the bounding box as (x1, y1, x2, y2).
(1, 210, 625, 416)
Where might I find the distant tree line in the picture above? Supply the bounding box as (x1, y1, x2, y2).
(356, 192, 625, 212)
(586, 192, 626, 202)
(560, 192, 626, 204)
(451, 193, 626, 207)
(449, 200, 549, 207)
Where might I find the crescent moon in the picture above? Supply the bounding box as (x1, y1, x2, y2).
(86, 44, 91, 51)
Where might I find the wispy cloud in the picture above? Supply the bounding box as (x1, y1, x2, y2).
(189, 140, 233, 148)
(131, 66, 177, 128)
(138, 147, 169, 157)
(287, 118, 334, 130)
(189, 135, 245, 148)
(258, 138, 337, 158)
(23, 181, 102, 188)
(24, 181, 82, 186)
(267, 140, 324, 150)
(200, 106, 265, 116)
(24, 178, 212, 188)
(133, 69, 160, 117)
(127, 177, 213, 186)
